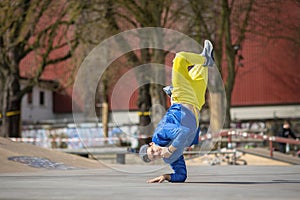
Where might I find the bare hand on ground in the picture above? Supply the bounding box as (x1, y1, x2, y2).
(147, 174, 170, 183)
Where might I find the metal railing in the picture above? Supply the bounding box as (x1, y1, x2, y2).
(11, 129, 300, 159)
(218, 130, 300, 157)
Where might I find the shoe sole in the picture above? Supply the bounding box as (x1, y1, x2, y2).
(204, 40, 213, 55)
(204, 40, 215, 66)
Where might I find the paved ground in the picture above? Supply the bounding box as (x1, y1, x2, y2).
(0, 165, 299, 200)
(1, 137, 299, 199)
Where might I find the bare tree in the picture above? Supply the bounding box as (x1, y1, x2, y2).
(186, 0, 300, 128)
(95, 0, 188, 142)
(184, 0, 255, 128)
(72, 0, 122, 139)
(0, 0, 81, 137)
(75, 0, 299, 143)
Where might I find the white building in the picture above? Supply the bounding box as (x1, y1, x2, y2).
(21, 79, 74, 124)
(21, 85, 55, 123)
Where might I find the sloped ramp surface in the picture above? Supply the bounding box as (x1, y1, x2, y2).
(238, 147, 300, 165)
(0, 137, 102, 173)
(8, 156, 78, 170)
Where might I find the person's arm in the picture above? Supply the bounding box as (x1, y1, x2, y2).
(161, 145, 177, 158)
(289, 129, 297, 139)
(159, 109, 198, 162)
(147, 174, 171, 183)
(171, 118, 197, 152)
(171, 126, 191, 149)
(147, 155, 187, 183)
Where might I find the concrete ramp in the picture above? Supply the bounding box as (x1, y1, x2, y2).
(238, 147, 300, 165)
(0, 137, 102, 173)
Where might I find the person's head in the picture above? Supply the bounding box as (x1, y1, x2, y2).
(139, 142, 162, 162)
(283, 120, 290, 129)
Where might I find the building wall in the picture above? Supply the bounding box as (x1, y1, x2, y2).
(21, 86, 55, 122)
(231, 2, 300, 106)
(231, 105, 300, 121)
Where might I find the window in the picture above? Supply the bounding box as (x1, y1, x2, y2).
(27, 90, 33, 105)
(39, 91, 45, 106)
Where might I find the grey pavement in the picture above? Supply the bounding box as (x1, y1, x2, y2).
(0, 165, 299, 200)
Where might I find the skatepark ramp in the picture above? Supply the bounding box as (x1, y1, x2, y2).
(213, 129, 300, 165)
(237, 147, 300, 165)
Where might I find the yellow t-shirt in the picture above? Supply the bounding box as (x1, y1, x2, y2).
(171, 52, 208, 110)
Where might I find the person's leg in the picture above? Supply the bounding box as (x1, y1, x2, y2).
(201, 40, 214, 67)
(279, 143, 286, 153)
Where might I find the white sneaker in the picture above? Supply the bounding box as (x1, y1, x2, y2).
(201, 40, 215, 67)
(163, 85, 173, 97)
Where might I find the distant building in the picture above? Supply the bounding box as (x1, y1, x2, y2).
(21, 79, 75, 124)
(229, 2, 300, 121)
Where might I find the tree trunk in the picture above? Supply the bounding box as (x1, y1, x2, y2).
(150, 83, 166, 127)
(1, 74, 21, 138)
(222, 0, 236, 128)
(137, 83, 153, 146)
(150, 49, 166, 128)
(1, 77, 9, 138)
(102, 102, 109, 138)
(224, 90, 232, 128)
(101, 79, 109, 140)
(208, 65, 227, 133)
(210, 92, 225, 133)
(224, 52, 236, 128)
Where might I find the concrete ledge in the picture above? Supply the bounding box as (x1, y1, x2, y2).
(55, 147, 128, 164)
